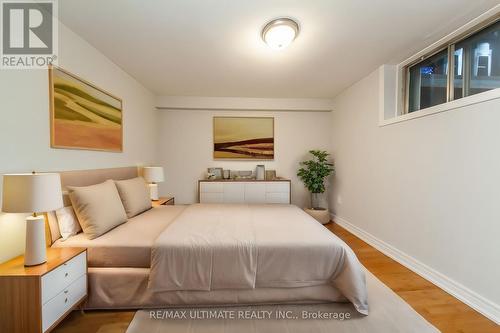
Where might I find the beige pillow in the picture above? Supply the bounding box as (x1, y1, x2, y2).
(114, 177, 152, 218)
(68, 180, 127, 239)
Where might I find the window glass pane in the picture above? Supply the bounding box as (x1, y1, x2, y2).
(454, 47, 464, 99)
(408, 50, 448, 113)
(456, 20, 500, 98)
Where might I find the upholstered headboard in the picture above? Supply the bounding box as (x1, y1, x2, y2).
(46, 166, 140, 245)
(59, 166, 139, 189)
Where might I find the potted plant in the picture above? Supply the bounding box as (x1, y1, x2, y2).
(297, 150, 335, 221)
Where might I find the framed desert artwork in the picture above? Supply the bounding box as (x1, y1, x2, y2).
(213, 117, 274, 160)
(49, 66, 123, 152)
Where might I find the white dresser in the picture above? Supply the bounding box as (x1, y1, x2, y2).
(198, 180, 291, 204)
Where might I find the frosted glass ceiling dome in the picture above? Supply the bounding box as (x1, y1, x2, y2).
(262, 18, 300, 50)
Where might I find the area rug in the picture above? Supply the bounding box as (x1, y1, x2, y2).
(126, 269, 440, 333)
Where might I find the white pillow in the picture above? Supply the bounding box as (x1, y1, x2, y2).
(68, 180, 127, 240)
(114, 177, 152, 218)
(55, 206, 81, 240)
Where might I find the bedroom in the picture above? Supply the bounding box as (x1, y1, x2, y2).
(0, 1, 499, 332)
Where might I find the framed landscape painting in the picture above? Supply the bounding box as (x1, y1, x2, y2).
(213, 117, 274, 159)
(49, 66, 123, 152)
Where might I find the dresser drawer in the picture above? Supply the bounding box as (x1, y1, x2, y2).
(266, 192, 290, 204)
(41, 252, 87, 304)
(265, 182, 290, 193)
(42, 274, 87, 332)
(199, 182, 224, 193)
(200, 192, 224, 203)
(244, 183, 266, 203)
(223, 183, 244, 203)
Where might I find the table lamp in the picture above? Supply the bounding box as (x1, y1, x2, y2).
(2, 173, 63, 266)
(143, 167, 164, 200)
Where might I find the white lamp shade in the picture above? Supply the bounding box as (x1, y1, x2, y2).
(2, 173, 63, 213)
(143, 167, 164, 183)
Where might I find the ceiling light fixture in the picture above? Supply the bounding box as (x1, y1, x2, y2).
(262, 18, 299, 50)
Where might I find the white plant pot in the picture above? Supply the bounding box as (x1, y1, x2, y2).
(304, 207, 331, 225)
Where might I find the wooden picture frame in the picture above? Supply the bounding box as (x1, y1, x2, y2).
(49, 65, 123, 152)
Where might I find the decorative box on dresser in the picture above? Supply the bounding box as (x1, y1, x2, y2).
(0, 247, 87, 333)
(199, 179, 291, 204)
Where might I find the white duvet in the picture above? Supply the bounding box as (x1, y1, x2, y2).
(148, 204, 368, 315)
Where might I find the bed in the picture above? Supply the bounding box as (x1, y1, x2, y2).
(48, 167, 368, 315)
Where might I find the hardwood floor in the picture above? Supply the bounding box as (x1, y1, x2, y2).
(327, 223, 499, 333)
(53, 310, 134, 333)
(53, 222, 499, 333)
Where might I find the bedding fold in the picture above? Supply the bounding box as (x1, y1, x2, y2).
(148, 204, 368, 315)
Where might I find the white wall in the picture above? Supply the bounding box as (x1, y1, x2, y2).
(330, 69, 500, 320)
(0, 23, 158, 263)
(157, 109, 332, 207)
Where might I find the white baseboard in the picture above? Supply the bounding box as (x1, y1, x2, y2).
(332, 214, 500, 325)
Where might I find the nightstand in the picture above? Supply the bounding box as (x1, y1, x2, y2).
(0, 247, 87, 333)
(152, 196, 175, 207)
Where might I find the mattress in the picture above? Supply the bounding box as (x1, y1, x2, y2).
(52, 205, 186, 268)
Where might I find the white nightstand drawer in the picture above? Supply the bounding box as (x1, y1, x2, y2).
(42, 274, 87, 332)
(42, 252, 87, 304)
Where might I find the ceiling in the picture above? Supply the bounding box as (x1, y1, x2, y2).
(59, 0, 499, 98)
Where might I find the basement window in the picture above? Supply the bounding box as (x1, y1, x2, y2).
(405, 18, 500, 114)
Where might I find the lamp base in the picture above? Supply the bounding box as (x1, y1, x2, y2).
(148, 183, 159, 201)
(24, 215, 47, 266)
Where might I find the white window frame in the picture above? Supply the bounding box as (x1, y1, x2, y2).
(379, 6, 500, 127)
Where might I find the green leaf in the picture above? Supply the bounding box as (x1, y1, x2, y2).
(296, 150, 335, 193)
